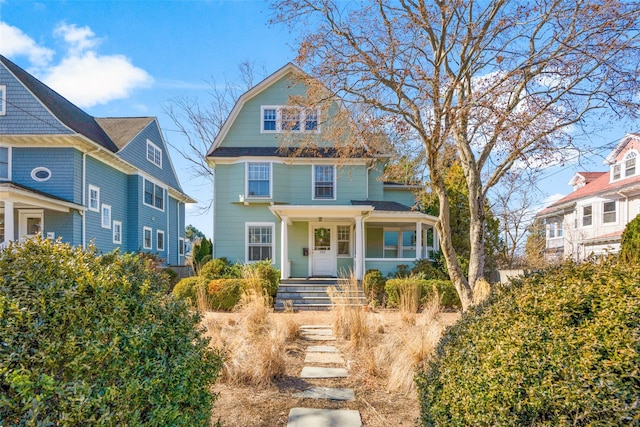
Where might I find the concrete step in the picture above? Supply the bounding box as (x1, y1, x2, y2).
(275, 279, 366, 311)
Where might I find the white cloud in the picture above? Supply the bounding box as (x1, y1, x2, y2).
(0, 22, 54, 66)
(543, 193, 565, 205)
(0, 20, 153, 108)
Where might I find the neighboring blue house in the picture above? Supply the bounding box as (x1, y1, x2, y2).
(206, 63, 439, 280)
(0, 55, 193, 266)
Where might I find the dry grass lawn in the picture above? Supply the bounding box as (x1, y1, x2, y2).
(203, 305, 460, 427)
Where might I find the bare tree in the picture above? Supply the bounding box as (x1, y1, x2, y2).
(163, 60, 267, 211)
(272, 0, 640, 310)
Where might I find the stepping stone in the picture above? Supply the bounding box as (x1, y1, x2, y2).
(300, 366, 348, 378)
(301, 328, 333, 336)
(293, 387, 355, 401)
(307, 345, 339, 353)
(302, 334, 336, 341)
(287, 408, 362, 427)
(304, 352, 345, 364)
(300, 324, 332, 329)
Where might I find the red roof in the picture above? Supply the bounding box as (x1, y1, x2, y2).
(539, 172, 640, 216)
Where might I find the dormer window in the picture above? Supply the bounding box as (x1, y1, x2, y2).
(146, 140, 162, 168)
(625, 151, 636, 177)
(261, 106, 320, 133)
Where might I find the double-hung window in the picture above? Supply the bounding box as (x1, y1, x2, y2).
(603, 201, 616, 223)
(261, 106, 320, 133)
(157, 230, 165, 251)
(179, 237, 185, 256)
(144, 179, 164, 210)
(548, 221, 563, 238)
(146, 140, 162, 168)
(247, 223, 274, 262)
(143, 227, 152, 249)
(101, 204, 111, 229)
(313, 165, 335, 200)
(0, 146, 9, 180)
(337, 225, 351, 256)
(582, 205, 593, 227)
(625, 152, 636, 177)
(113, 221, 122, 244)
(88, 185, 100, 212)
(247, 163, 271, 198)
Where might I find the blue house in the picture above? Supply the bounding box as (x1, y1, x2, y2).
(206, 63, 439, 280)
(0, 55, 193, 266)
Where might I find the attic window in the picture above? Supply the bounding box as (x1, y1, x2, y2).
(146, 140, 162, 168)
(625, 152, 636, 177)
(261, 106, 320, 133)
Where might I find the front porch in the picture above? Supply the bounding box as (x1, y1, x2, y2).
(269, 204, 439, 281)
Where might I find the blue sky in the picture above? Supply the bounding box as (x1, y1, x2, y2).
(0, 0, 634, 237)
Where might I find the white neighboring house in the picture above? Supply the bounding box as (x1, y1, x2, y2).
(537, 133, 640, 261)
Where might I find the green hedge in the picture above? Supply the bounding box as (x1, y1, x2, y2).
(385, 277, 461, 309)
(363, 269, 386, 305)
(172, 276, 203, 304)
(0, 238, 223, 426)
(417, 259, 640, 425)
(385, 277, 429, 307)
(242, 260, 280, 298)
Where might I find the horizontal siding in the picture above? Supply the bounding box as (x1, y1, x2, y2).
(289, 221, 309, 277)
(44, 210, 79, 245)
(11, 147, 80, 203)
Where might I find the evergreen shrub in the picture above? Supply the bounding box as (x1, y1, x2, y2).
(417, 259, 640, 425)
(172, 276, 202, 305)
(363, 269, 386, 305)
(0, 238, 222, 426)
(243, 260, 280, 298)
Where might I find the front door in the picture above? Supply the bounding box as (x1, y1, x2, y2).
(18, 210, 43, 240)
(311, 225, 337, 277)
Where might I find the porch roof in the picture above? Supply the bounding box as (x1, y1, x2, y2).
(0, 182, 85, 212)
(268, 203, 438, 225)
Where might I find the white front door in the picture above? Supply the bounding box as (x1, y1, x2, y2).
(311, 224, 337, 277)
(18, 210, 44, 240)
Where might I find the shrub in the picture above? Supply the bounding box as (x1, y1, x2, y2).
(620, 214, 640, 265)
(417, 259, 640, 426)
(0, 237, 223, 426)
(363, 269, 386, 305)
(200, 258, 233, 282)
(172, 276, 202, 305)
(424, 279, 461, 309)
(208, 278, 246, 311)
(385, 276, 429, 308)
(411, 259, 447, 280)
(162, 267, 180, 291)
(243, 260, 280, 298)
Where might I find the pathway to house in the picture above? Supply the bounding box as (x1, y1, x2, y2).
(286, 324, 362, 427)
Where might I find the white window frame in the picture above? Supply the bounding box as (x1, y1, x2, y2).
(612, 163, 621, 181)
(337, 224, 352, 257)
(260, 105, 320, 133)
(245, 222, 275, 263)
(143, 178, 165, 211)
(88, 185, 100, 212)
(178, 237, 185, 256)
(245, 162, 272, 199)
(602, 200, 617, 224)
(157, 230, 165, 251)
(113, 220, 122, 244)
(581, 205, 593, 227)
(0, 85, 6, 116)
(624, 151, 637, 178)
(0, 146, 10, 180)
(146, 140, 162, 168)
(101, 204, 111, 229)
(312, 164, 336, 200)
(143, 226, 153, 249)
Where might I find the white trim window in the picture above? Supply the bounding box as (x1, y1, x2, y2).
(178, 237, 185, 256)
(0, 85, 6, 116)
(143, 226, 152, 249)
(0, 146, 9, 180)
(603, 201, 617, 224)
(101, 204, 111, 229)
(313, 165, 336, 200)
(613, 163, 621, 181)
(624, 151, 636, 178)
(246, 223, 274, 262)
(88, 185, 100, 212)
(143, 178, 164, 211)
(548, 221, 563, 238)
(113, 220, 122, 244)
(246, 162, 271, 198)
(157, 230, 165, 251)
(261, 105, 320, 133)
(337, 225, 351, 256)
(582, 205, 593, 227)
(146, 140, 162, 168)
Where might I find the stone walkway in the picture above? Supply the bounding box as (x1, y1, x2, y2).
(286, 324, 362, 427)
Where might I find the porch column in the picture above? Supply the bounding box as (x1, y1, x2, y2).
(280, 216, 289, 279)
(4, 201, 14, 243)
(416, 222, 422, 260)
(355, 215, 364, 280)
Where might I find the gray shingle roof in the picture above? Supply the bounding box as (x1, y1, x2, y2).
(350, 200, 414, 212)
(95, 117, 154, 150)
(0, 54, 119, 152)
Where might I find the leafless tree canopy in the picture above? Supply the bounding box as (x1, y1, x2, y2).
(272, 0, 640, 310)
